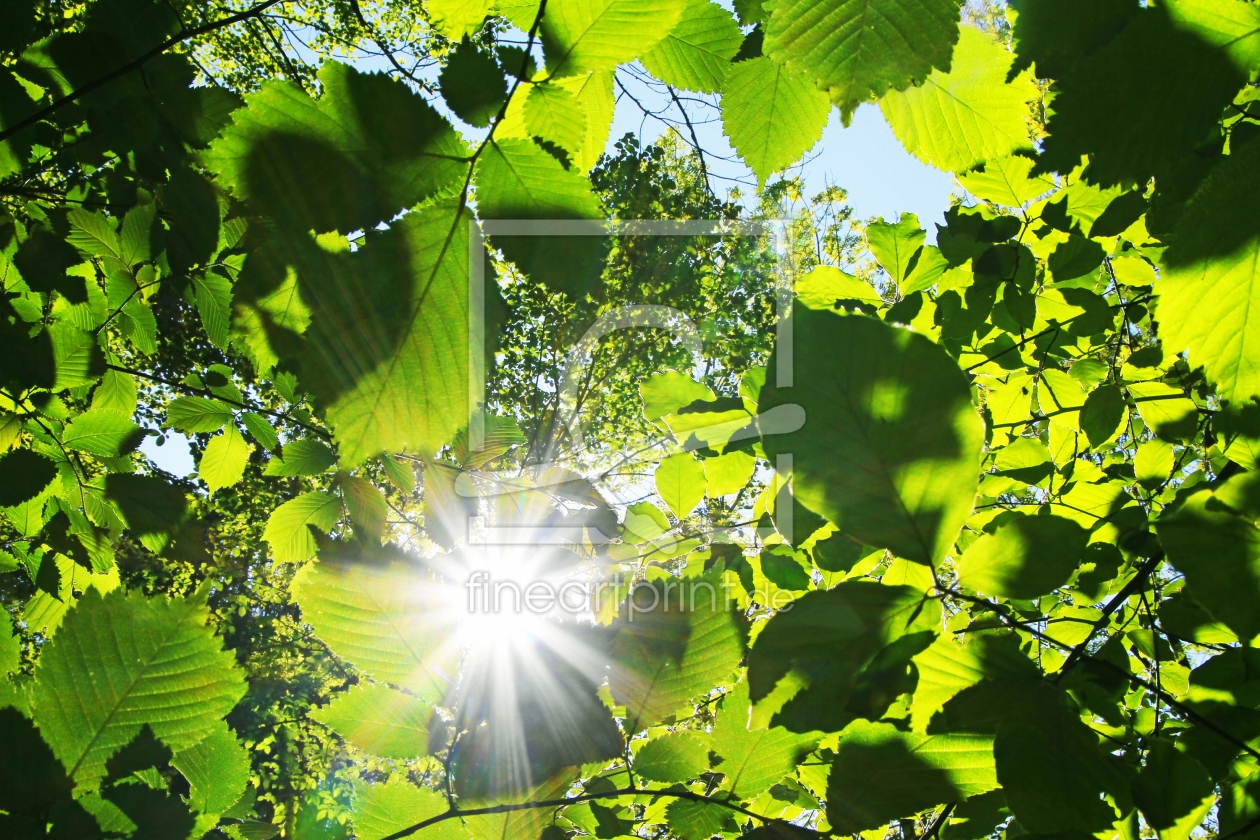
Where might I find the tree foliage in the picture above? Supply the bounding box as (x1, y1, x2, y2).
(2, 1, 1260, 840)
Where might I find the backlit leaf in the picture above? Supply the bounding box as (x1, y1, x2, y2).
(641, 0, 743, 94)
(30, 588, 246, 790)
(313, 683, 431, 759)
(759, 305, 985, 567)
(722, 56, 831, 188)
(763, 0, 962, 123)
(881, 27, 1036, 174)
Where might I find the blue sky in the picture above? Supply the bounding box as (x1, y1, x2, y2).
(604, 70, 958, 235)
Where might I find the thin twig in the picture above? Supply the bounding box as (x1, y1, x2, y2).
(107, 363, 332, 441)
(378, 785, 796, 840)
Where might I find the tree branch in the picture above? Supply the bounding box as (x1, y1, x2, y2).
(106, 362, 333, 441)
(378, 785, 795, 840)
(1054, 551, 1163, 680)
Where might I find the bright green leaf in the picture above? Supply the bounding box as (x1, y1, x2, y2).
(172, 722, 251, 821)
(199, 424, 252, 495)
(881, 26, 1037, 174)
(353, 777, 466, 840)
(264, 438, 336, 477)
(640, 0, 743, 94)
(166, 396, 233, 434)
(635, 732, 710, 783)
(826, 720, 999, 833)
(540, 0, 687, 78)
(958, 513, 1088, 599)
(312, 683, 431, 759)
(655, 452, 707, 520)
(759, 305, 985, 567)
(262, 492, 342, 564)
(763, 0, 962, 123)
(292, 556, 459, 703)
(30, 588, 246, 790)
(867, 213, 926, 285)
(722, 56, 831, 189)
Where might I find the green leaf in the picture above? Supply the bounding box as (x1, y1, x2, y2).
(759, 306, 985, 567)
(92, 368, 137, 416)
(664, 799, 734, 840)
(880, 26, 1036, 174)
(312, 683, 431, 759)
(474, 138, 606, 296)
(49, 321, 105, 389)
(704, 450, 756, 497)
(0, 621, 18, 676)
(1132, 738, 1214, 834)
(763, 0, 962, 123)
(352, 778, 466, 840)
(957, 514, 1088, 600)
(1047, 233, 1105, 283)
(171, 722, 251, 821)
(264, 438, 336, 477)
(1037, 368, 1087, 429)
(383, 454, 417, 494)
(1007, 0, 1137, 81)
(1159, 137, 1260, 409)
(441, 39, 507, 128)
(1079, 384, 1125, 448)
(1157, 473, 1260, 641)
(30, 588, 246, 790)
(199, 424, 252, 495)
(428, 0, 495, 39)
(1034, 6, 1244, 185)
(608, 572, 748, 731)
(105, 474, 189, 553)
(240, 412, 278, 452)
(292, 556, 458, 703)
(166, 396, 233, 433)
(641, 370, 716, 423)
(655, 452, 707, 520)
(634, 732, 709, 783)
(868, 213, 926, 285)
(540, 0, 687, 78)
(795, 265, 883, 310)
(67, 208, 122, 262)
(994, 682, 1130, 833)
(262, 492, 342, 564)
(204, 61, 467, 234)
(957, 154, 1056, 207)
(747, 580, 938, 732)
(709, 680, 819, 800)
(464, 773, 573, 840)
(192, 270, 233, 350)
(721, 55, 831, 189)
(909, 633, 1036, 732)
(825, 720, 999, 833)
(1129, 382, 1198, 443)
(280, 199, 472, 465)
(495, 69, 615, 172)
(640, 0, 744, 94)
(1166, 0, 1260, 76)
(761, 545, 812, 591)
(340, 474, 388, 541)
(1134, 439, 1174, 488)
(523, 82, 586, 155)
(0, 448, 57, 507)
